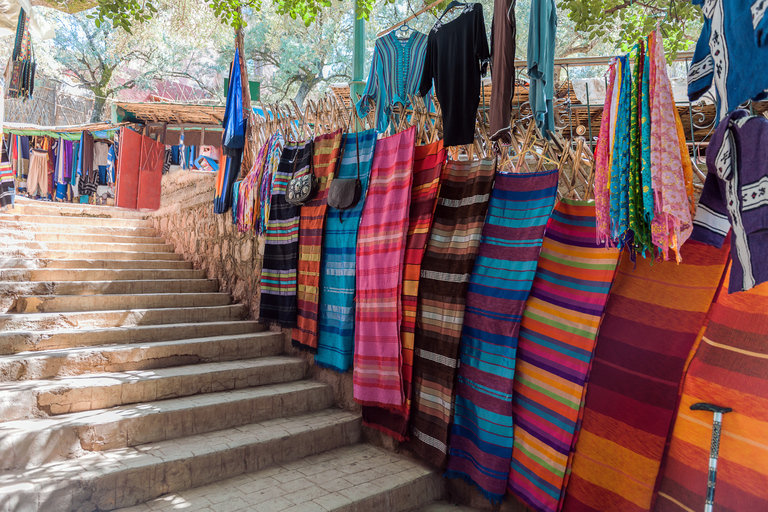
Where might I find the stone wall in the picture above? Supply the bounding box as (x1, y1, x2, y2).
(151, 168, 527, 512)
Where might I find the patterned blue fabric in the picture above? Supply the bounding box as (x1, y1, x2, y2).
(527, 0, 557, 137)
(315, 129, 377, 372)
(356, 31, 429, 134)
(689, 0, 768, 122)
(609, 56, 632, 245)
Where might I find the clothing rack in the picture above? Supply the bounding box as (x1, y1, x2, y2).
(376, 0, 443, 38)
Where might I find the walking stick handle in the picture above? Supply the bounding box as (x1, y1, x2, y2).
(690, 403, 733, 414)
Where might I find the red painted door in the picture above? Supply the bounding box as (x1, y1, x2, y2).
(115, 127, 141, 209)
(136, 135, 164, 211)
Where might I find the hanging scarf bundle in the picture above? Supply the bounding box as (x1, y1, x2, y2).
(236, 137, 271, 233)
(595, 30, 694, 260)
(258, 134, 285, 236)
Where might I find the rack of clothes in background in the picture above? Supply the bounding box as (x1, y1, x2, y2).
(0, 123, 120, 210)
(208, 1, 768, 511)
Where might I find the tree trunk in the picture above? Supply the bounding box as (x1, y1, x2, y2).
(90, 95, 107, 123)
(294, 79, 313, 107)
(235, 10, 254, 173)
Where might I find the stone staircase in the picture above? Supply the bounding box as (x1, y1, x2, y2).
(0, 199, 443, 512)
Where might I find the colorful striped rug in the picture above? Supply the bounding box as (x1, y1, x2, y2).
(508, 199, 620, 512)
(656, 269, 768, 512)
(409, 158, 496, 467)
(446, 169, 558, 503)
(0, 160, 15, 208)
(315, 130, 377, 372)
(362, 139, 446, 440)
(354, 127, 416, 409)
(561, 240, 730, 512)
(258, 141, 312, 328)
(292, 130, 343, 353)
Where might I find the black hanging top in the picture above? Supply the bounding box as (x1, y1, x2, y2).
(418, 3, 490, 147)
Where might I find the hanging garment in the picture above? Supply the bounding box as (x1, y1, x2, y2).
(489, 0, 516, 142)
(93, 141, 109, 172)
(222, 47, 246, 151)
(0, 160, 14, 208)
(315, 130, 377, 372)
(354, 128, 416, 410)
(361, 139, 446, 441)
(649, 30, 693, 261)
(237, 137, 271, 233)
(291, 130, 343, 353)
(688, 0, 768, 122)
(655, 270, 768, 512)
(213, 148, 243, 214)
(527, 0, 557, 137)
(357, 31, 429, 134)
(27, 149, 48, 197)
(609, 56, 632, 245)
(231, 179, 241, 225)
(79, 131, 94, 179)
(692, 110, 768, 293)
(446, 169, 558, 503)
(419, 3, 490, 146)
(409, 158, 495, 467)
(258, 134, 286, 235)
(560, 240, 731, 512)
(258, 141, 312, 328)
(508, 199, 620, 512)
(594, 63, 617, 245)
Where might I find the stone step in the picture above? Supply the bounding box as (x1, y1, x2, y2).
(0, 409, 361, 512)
(14, 292, 231, 314)
(32, 232, 167, 245)
(0, 219, 158, 237)
(0, 380, 334, 471)
(0, 213, 152, 228)
(39, 259, 193, 269)
(0, 303, 248, 332)
(0, 356, 308, 421)
(0, 249, 185, 263)
(0, 331, 281, 382)
(117, 444, 441, 512)
(0, 267, 205, 282)
(1, 279, 216, 299)
(415, 503, 478, 511)
(4, 198, 149, 219)
(12, 240, 176, 253)
(0, 320, 262, 355)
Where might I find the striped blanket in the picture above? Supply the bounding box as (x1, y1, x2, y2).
(409, 158, 495, 467)
(0, 161, 14, 208)
(508, 199, 620, 512)
(561, 240, 730, 512)
(292, 130, 343, 353)
(354, 127, 416, 409)
(258, 141, 312, 327)
(315, 130, 377, 372)
(362, 139, 446, 440)
(446, 169, 558, 502)
(656, 269, 768, 512)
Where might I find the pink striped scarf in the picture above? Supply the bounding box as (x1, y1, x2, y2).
(353, 127, 416, 410)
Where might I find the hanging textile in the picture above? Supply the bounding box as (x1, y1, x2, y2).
(489, 0, 516, 142)
(315, 130, 377, 372)
(353, 127, 416, 410)
(594, 63, 617, 246)
(560, 240, 730, 512)
(508, 199, 620, 512)
(222, 47, 246, 151)
(527, 0, 557, 137)
(691, 110, 768, 293)
(688, 0, 768, 122)
(648, 30, 693, 261)
(257, 135, 285, 236)
(0, 160, 14, 209)
(27, 149, 47, 197)
(237, 137, 270, 233)
(292, 129, 343, 353)
(656, 270, 768, 512)
(356, 31, 429, 134)
(361, 139, 446, 441)
(446, 169, 558, 503)
(609, 55, 632, 246)
(409, 158, 495, 467)
(419, 3, 490, 146)
(258, 141, 312, 328)
(231, 179, 241, 225)
(213, 148, 242, 214)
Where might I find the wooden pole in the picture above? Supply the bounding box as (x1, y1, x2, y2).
(235, 10, 254, 172)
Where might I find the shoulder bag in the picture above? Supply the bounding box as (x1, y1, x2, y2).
(327, 128, 362, 210)
(285, 141, 317, 206)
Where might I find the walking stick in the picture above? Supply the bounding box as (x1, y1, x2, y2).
(690, 402, 733, 512)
